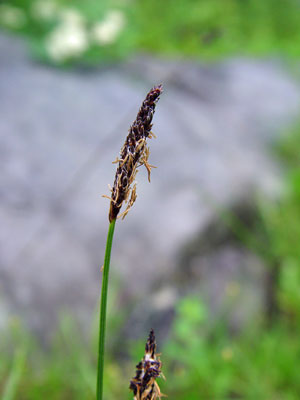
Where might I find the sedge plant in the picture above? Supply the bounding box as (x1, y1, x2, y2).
(97, 85, 163, 400)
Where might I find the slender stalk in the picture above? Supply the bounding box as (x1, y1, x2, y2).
(97, 218, 116, 400)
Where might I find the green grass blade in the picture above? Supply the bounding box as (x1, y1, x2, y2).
(2, 348, 26, 400)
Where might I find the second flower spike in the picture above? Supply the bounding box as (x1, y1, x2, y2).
(129, 329, 164, 400)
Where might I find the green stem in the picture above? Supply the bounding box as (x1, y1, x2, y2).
(97, 219, 116, 400)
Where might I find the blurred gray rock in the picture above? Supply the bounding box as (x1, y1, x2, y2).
(0, 33, 299, 340)
(125, 205, 270, 342)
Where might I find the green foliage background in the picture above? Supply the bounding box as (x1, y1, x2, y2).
(1, 0, 300, 65)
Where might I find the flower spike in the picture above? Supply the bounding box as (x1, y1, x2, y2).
(107, 85, 162, 222)
(129, 329, 165, 400)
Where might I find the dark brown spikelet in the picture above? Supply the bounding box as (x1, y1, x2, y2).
(129, 329, 165, 400)
(107, 85, 162, 222)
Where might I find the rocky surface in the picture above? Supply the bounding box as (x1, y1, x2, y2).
(0, 33, 299, 340)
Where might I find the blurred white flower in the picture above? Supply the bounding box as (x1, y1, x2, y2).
(45, 7, 88, 62)
(45, 21, 88, 62)
(31, 0, 58, 20)
(0, 4, 26, 28)
(92, 10, 126, 46)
